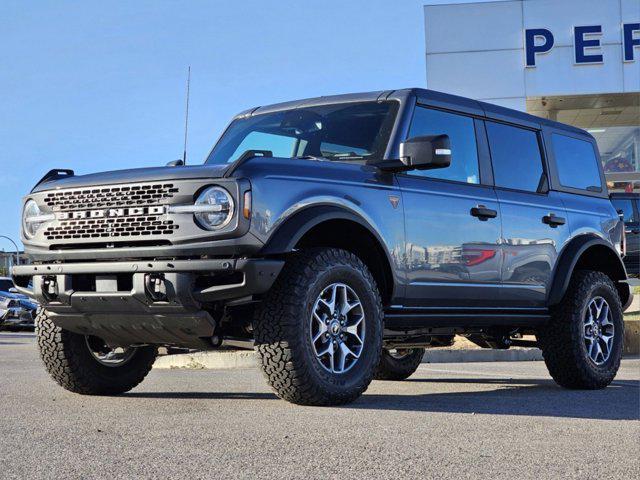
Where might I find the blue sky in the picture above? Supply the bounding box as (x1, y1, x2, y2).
(0, 0, 490, 251)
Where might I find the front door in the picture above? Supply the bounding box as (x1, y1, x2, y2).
(398, 106, 502, 308)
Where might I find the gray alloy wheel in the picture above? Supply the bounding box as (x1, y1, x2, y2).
(309, 282, 365, 374)
(387, 349, 414, 359)
(85, 335, 137, 367)
(583, 296, 615, 365)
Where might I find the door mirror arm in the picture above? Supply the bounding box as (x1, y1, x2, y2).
(376, 159, 413, 173)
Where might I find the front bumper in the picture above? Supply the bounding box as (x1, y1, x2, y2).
(12, 258, 283, 347)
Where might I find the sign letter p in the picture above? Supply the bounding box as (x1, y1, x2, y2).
(525, 28, 554, 67)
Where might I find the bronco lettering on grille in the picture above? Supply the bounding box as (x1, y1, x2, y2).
(57, 206, 166, 220)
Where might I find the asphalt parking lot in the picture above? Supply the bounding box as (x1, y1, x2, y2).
(1, 332, 639, 479)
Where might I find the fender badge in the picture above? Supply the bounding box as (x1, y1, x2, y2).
(388, 195, 400, 209)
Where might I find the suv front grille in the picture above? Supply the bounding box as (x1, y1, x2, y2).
(43, 183, 179, 211)
(43, 216, 179, 241)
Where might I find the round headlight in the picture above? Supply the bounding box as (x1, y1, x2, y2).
(22, 199, 50, 239)
(193, 186, 234, 230)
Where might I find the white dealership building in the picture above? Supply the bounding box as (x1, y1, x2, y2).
(424, 0, 640, 192)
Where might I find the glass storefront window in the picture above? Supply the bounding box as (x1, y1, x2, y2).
(527, 93, 640, 193)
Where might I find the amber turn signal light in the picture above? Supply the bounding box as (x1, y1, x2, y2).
(243, 191, 252, 220)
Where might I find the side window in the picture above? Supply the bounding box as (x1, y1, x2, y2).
(407, 106, 480, 184)
(486, 122, 544, 193)
(552, 133, 602, 191)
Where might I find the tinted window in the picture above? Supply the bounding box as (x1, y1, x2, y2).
(552, 134, 602, 191)
(0, 279, 13, 291)
(611, 199, 637, 223)
(207, 101, 397, 165)
(407, 107, 479, 184)
(486, 122, 544, 192)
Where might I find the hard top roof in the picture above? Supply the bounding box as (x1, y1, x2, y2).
(237, 87, 587, 137)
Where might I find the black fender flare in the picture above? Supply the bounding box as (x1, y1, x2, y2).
(259, 204, 400, 303)
(261, 205, 389, 257)
(548, 234, 628, 306)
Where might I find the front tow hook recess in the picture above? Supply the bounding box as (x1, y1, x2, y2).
(145, 273, 168, 302)
(42, 275, 59, 302)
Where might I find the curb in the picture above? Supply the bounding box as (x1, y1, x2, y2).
(153, 347, 544, 370)
(422, 348, 543, 363)
(153, 350, 257, 370)
(624, 319, 639, 356)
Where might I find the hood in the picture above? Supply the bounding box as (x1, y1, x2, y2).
(32, 164, 230, 193)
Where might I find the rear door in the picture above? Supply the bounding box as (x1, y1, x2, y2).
(485, 121, 570, 307)
(397, 105, 502, 307)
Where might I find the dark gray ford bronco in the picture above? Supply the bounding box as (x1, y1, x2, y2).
(13, 88, 632, 405)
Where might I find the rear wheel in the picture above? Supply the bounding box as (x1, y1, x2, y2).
(36, 309, 157, 395)
(537, 271, 623, 389)
(253, 248, 383, 405)
(375, 348, 424, 381)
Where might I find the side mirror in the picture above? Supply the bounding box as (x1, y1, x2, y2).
(400, 134, 451, 171)
(8, 287, 18, 294)
(617, 209, 625, 221)
(166, 159, 184, 167)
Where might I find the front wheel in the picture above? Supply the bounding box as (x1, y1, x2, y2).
(537, 271, 624, 389)
(36, 309, 158, 395)
(253, 248, 383, 406)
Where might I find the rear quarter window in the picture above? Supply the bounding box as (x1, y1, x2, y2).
(552, 134, 602, 191)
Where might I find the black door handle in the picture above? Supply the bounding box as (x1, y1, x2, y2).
(542, 214, 566, 227)
(470, 205, 498, 221)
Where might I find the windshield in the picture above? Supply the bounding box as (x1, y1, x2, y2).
(206, 101, 398, 165)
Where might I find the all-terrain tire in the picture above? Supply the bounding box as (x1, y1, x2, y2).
(36, 308, 158, 395)
(253, 248, 383, 406)
(537, 271, 624, 390)
(375, 348, 425, 381)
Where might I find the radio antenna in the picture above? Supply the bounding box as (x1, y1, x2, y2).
(182, 66, 191, 165)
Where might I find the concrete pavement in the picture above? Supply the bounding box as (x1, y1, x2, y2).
(1, 332, 639, 479)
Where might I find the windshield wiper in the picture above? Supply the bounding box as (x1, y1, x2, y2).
(295, 154, 365, 162)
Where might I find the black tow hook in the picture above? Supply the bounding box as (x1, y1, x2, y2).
(41, 275, 59, 302)
(145, 273, 168, 302)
